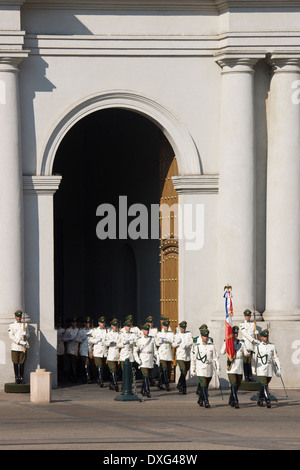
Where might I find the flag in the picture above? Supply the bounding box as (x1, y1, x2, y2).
(224, 286, 235, 367)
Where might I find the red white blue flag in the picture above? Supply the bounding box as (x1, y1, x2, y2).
(224, 286, 235, 365)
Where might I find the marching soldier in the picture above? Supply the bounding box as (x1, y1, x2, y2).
(156, 318, 174, 391)
(221, 325, 251, 408)
(76, 316, 93, 383)
(254, 329, 281, 408)
(63, 317, 79, 382)
(145, 316, 159, 385)
(134, 322, 158, 398)
(117, 319, 137, 369)
(191, 328, 220, 408)
(239, 309, 258, 382)
(8, 310, 30, 384)
(104, 318, 120, 391)
(173, 321, 193, 395)
(89, 316, 108, 387)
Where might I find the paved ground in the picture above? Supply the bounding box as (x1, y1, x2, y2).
(0, 380, 299, 453)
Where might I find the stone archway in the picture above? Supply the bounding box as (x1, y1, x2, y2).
(39, 90, 201, 177)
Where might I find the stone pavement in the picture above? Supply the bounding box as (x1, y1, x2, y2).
(0, 380, 299, 452)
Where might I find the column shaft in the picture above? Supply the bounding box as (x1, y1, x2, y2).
(0, 59, 24, 317)
(265, 58, 300, 320)
(215, 57, 257, 318)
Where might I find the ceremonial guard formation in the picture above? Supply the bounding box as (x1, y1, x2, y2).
(48, 283, 284, 408)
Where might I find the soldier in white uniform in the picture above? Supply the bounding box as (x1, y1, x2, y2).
(173, 321, 193, 395)
(134, 323, 158, 398)
(239, 309, 258, 382)
(89, 316, 108, 387)
(55, 318, 65, 383)
(156, 319, 174, 391)
(104, 318, 120, 391)
(144, 315, 159, 385)
(221, 325, 251, 408)
(8, 310, 30, 384)
(76, 316, 93, 383)
(118, 319, 137, 368)
(254, 329, 281, 408)
(63, 317, 79, 382)
(191, 328, 220, 408)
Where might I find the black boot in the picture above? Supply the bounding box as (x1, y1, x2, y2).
(182, 375, 187, 395)
(157, 372, 165, 390)
(163, 370, 170, 391)
(97, 368, 104, 387)
(202, 387, 210, 408)
(84, 365, 91, 384)
(14, 364, 20, 384)
(231, 386, 240, 408)
(141, 380, 146, 396)
(112, 372, 119, 392)
(257, 386, 264, 407)
(197, 388, 204, 407)
(177, 374, 183, 393)
(19, 363, 25, 384)
(144, 377, 151, 398)
(263, 385, 271, 408)
(243, 363, 249, 382)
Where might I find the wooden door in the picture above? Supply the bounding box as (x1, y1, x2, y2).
(159, 134, 179, 335)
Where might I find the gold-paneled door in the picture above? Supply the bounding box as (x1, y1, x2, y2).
(159, 134, 179, 379)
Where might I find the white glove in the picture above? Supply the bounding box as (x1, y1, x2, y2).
(275, 368, 281, 377)
(177, 337, 182, 344)
(19, 340, 26, 346)
(190, 369, 196, 378)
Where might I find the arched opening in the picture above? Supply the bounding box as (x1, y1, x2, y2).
(53, 108, 178, 330)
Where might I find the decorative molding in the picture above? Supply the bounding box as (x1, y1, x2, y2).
(39, 89, 201, 177)
(172, 174, 219, 194)
(23, 175, 62, 195)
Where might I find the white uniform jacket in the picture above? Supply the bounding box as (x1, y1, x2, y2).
(56, 327, 65, 356)
(89, 327, 108, 358)
(134, 335, 157, 369)
(117, 330, 137, 362)
(239, 320, 256, 351)
(8, 321, 30, 351)
(76, 327, 93, 357)
(221, 339, 250, 374)
(156, 330, 174, 361)
(253, 341, 281, 377)
(63, 327, 79, 355)
(104, 330, 120, 361)
(191, 339, 220, 378)
(173, 331, 193, 361)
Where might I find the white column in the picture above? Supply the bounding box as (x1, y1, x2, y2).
(0, 58, 24, 318)
(265, 57, 300, 321)
(214, 56, 260, 320)
(23, 176, 62, 385)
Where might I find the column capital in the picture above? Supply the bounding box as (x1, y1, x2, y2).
(0, 54, 28, 72)
(215, 53, 263, 74)
(268, 55, 300, 74)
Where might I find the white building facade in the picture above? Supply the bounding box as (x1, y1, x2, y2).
(1, 0, 300, 389)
